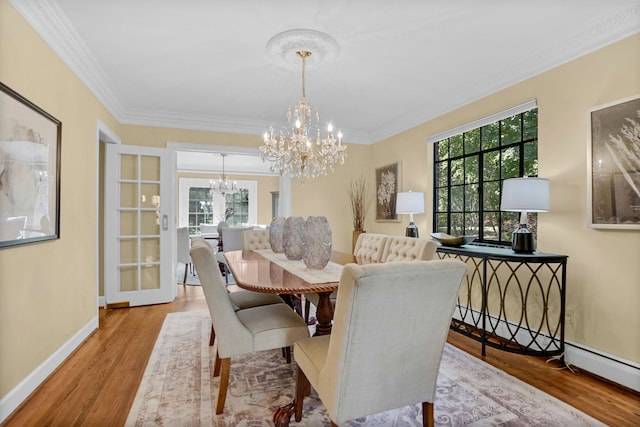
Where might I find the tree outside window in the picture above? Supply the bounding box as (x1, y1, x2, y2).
(434, 108, 538, 245)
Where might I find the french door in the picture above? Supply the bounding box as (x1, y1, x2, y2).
(104, 144, 174, 306)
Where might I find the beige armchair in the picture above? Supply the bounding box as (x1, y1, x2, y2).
(381, 235, 438, 262)
(190, 242, 310, 414)
(305, 234, 433, 321)
(241, 229, 271, 250)
(353, 232, 389, 263)
(289, 260, 467, 426)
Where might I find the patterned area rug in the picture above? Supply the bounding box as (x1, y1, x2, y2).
(126, 311, 605, 427)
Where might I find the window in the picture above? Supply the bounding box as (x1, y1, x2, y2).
(225, 189, 249, 226)
(432, 104, 538, 245)
(188, 187, 216, 231)
(178, 178, 258, 234)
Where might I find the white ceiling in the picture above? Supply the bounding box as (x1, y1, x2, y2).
(10, 0, 640, 172)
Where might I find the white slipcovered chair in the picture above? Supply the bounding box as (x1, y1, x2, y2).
(381, 235, 438, 262)
(189, 242, 310, 414)
(290, 260, 467, 426)
(199, 223, 218, 236)
(176, 226, 191, 287)
(216, 226, 253, 283)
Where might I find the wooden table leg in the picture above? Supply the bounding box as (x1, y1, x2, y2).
(314, 291, 334, 336)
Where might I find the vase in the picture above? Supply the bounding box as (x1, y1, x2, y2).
(269, 217, 286, 253)
(352, 230, 365, 254)
(283, 216, 306, 260)
(304, 216, 332, 269)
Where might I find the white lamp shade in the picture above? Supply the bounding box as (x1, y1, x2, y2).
(500, 177, 550, 212)
(396, 191, 425, 214)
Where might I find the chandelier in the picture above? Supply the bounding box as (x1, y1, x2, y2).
(260, 35, 347, 179)
(209, 153, 238, 196)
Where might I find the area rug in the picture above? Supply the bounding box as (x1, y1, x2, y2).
(177, 263, 201, 286)
(126, 311, 605, 427)
(177, 264, 235, 286)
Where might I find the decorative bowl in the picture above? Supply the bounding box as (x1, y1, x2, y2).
(430, 233, 476, 247)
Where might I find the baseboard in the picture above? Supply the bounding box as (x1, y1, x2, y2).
(453, 309, 640, 392)
(98, 295, 106, 308)
(0, 316, 99, 423)
(564, 340, 640, 393)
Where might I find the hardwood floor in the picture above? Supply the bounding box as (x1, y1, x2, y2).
(2, 286, 639, 427)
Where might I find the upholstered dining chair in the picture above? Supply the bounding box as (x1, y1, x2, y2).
(240, 228, 310, 321)
(290, 260, 467, 427)
(241, 228, 271, 250)
(176, 226, 191, 287)
(353, 232, 389, 263)
(189, 242, 310, 415)
(190, 237, 284, 310)
(305, 233, 430, 322)
(216, 226, 253, 284)
(380, 235, 438, 262)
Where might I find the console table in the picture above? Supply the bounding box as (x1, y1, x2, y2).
(436, 245, 568, 358)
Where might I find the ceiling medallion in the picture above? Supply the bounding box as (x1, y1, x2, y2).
(261, 30, 347, 180)
(266, 29, 340, 69)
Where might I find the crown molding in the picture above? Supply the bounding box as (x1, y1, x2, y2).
(11, 0, 639, 146)
(9, 0, 127, 120)
(121, 108, 372, 144)
(369, 4, 640, 144)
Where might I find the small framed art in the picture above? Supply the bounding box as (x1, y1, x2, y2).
(375, 161, 401, 222)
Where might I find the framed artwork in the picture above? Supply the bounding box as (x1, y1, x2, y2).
(587, 94, 640, 229)
(0, 82, 62, 248)
(375, 161, 401, 222)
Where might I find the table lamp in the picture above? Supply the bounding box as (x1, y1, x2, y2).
(500, 176, 549, 253)
(396, 191, 424, 238)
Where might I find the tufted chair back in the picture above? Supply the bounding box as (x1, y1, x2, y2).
(292, 259, 468, 425)
(241, 229, 271, 250)
(381, 236, 437, 262)
(353, 233, 388, 264)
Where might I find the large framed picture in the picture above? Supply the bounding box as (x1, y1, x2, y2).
(375, 161, 401, 222)
(0, 82, 62, 248)
(587, 94, 640, 229)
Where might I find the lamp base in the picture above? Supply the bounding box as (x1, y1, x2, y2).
(405, 222, 419, 238)
(511, 224, 536, 253)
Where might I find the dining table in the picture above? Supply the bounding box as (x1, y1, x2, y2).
(223, 249, 355, 336)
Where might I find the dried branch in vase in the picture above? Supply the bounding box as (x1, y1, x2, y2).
(347, 175, 371, 232)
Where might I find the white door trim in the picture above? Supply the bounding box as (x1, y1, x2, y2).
(96, 119, 120, 309)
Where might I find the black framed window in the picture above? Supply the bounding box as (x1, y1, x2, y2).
(433, 107, 538, 245)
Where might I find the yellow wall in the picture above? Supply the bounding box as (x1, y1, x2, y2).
(0, 1, 120, 397)
(2, 0, 638, 411)
(370, 34, 640, 362)
(291, 143, 372, 253)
